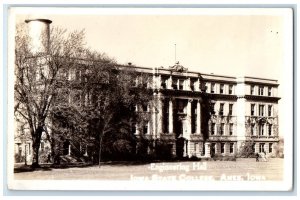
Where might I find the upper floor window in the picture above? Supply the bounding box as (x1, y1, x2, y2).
(250, 85, 255, 95)
(211, 83, 215, 93)
(259, 105, 265, 116)
(142, 104, 148, 112)
(220, 84, 224, 94)
(229, 85, 233, 94)
(211, 103, 215, 114)
(190, 80, 194, 91)
(259, 86, 264, 96)
(268, 105, 272, 116)
(268, 87, 272, 96)
(172, 79, 178, 90)
(179, 80, 184, 90)
(219, 103, 224, 116)
(251, 104, 255, 116)
(220, 123, 225, 135)
(251, 124, 255, 136)
(211, 123, 216, 135)
(143, 123, 149, 134)
(268, 124, 272, 136)
(132, 123, 136, 134)
(259, 124, 265, 136)
(229, 123, 233, 135)
(229, 104, 233, 116)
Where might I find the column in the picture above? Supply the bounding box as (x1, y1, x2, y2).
(186, 99, 192, 136)
(168, 98, 173, 133)
(157, 94, 163, 138)
(183, 140, 187, 157)
(152, 102, 157, 138)
(204, 142, 211, 158)
(196, 100, 201, 134)
(68, 144, 71, 156)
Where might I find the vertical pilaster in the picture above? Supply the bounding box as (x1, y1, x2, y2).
(204, 142, 211, 157)
(186, 99, 192, 137)
(196, 100, 201, 134)
(152, 100, 157, 138)
(157, 93, 163, 138)
(168, 98, 173, 133)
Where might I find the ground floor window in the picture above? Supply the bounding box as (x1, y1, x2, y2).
(221, 143, 225, 154)
(211, 143, 216, 155)
(269, 143, 273, 153)
(259, 143, 265, 153)
(229, 143, 234, 154)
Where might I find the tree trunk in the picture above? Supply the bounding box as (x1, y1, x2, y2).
(31, 127, 43, 168)
(98, 134, 103, 168)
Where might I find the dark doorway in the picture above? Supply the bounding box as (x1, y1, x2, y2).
(176, 137, 185, 158)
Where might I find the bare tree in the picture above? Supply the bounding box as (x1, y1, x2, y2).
(14, 22, 87, 168)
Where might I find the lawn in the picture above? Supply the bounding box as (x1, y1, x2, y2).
(14, 158, 283, 181)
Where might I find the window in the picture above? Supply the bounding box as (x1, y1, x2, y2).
(268, 87, 272, 96)
(211, 143, 216, 154)
(211, 123, 215, 135)
(251, 124, 255, 136)
(259, 143, 265, 153)
(229, 104, 233, 115)
(220, 84, 224, 94)
(229, 85, 233, 94)
(230, 143, 234, 154)
(268, 124, 272, 136)
(219, 103, 224, 116)
(172, 80, 177, 90)
(190, 81, 194, 91)
(268, 105, 272, 116)
(269, 143, 273, 153)
(161, 79, 167, 89)
(250, 85, 255, 95)
(259, 124, 265, 136)
(229, 123, 233, 135)
(251, 104, 255, 116)
(221, 143, 225, 154)
(259, 105, 265, 116)
(211, 83, 215, 93)
(142, 104, 148, 112)
(259, 86, 264, 96)
(132, 123, 136, 134)
(211, 103, 215, 114)
(179, 80, 184, 90)
(143, 123, 148, 134)
(220, 123, 225, 135)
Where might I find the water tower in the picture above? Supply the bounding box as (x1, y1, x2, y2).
(25, 18, 52, 55)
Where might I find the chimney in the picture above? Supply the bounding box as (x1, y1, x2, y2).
(25, 18, 52, 55)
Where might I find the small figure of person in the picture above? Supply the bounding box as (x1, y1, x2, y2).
(255, 153, 260, 162)
(47, 153, 51, 163)
(262, 151, 268, 162)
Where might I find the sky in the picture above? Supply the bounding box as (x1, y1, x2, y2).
(17, 11, 286, 80)
(14, 8, 293, 138)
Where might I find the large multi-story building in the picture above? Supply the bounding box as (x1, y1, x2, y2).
(131, 64, 280, 158)
(14, 18, 280, 162)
